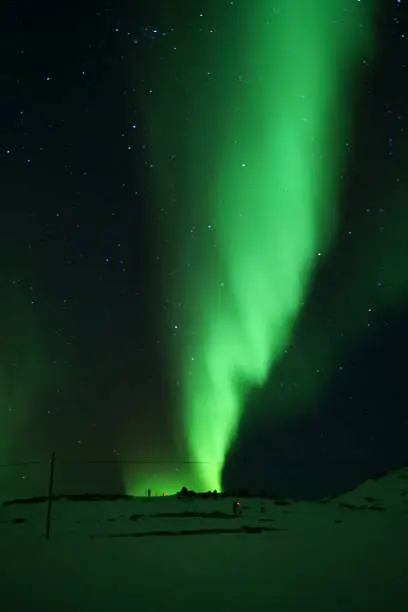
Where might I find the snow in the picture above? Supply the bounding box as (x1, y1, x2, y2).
(1, 468, 408, 611)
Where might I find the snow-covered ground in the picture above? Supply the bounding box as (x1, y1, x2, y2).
(1, 468, 408, 612)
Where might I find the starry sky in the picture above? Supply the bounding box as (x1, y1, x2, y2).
(1, 0, 408, 500)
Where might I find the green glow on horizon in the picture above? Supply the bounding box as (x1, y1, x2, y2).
(124, 462, 221, 497)
(178, 1, 376, 491)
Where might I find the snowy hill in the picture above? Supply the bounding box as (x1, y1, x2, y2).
(1, 468, 407, 611)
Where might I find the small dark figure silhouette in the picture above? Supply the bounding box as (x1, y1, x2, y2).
(233, 500, 240, 516)
(147, 488, 151, 498)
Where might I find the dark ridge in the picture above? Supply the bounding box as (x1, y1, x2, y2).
(130, 511, 237, 520)
(368, 470, 390, 482)
(90, 525, 287, 539)
(326, 467, 408, 501)
(2, 491, 289, 506)
(3, 496, 49, 506)
(2, 493, 135, 506)
(62, 494, 135, 503)
(3, 467, 406, 507)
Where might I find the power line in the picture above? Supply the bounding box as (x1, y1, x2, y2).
(0, 460, 44, 468)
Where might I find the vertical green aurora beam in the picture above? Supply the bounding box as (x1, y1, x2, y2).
(177, 1, 376, 492)
(124, 1, 376, 496)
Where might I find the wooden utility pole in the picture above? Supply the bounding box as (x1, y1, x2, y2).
(45, 451, 56, 539)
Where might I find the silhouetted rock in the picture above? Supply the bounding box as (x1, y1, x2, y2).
(177, 486, 196, 497)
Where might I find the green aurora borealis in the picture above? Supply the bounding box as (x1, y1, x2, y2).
(5, 1, 408, 506)
(124, 1, 379, 495)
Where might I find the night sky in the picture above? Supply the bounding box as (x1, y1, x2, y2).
(1, 0, 408, 501)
